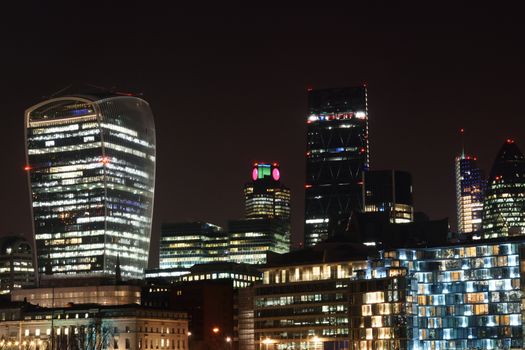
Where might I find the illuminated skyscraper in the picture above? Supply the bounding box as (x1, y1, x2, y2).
(305, 86, 369, 247)
(244, 162, 290, 220)
(363, 170, 414, 224)
(455, 153, 484, 235)
(230, 162, 291, 264)
(25, 93, 156, 280)
(482, 139, 525, 239)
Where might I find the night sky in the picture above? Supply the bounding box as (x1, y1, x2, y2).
(1, 3, 524, 267)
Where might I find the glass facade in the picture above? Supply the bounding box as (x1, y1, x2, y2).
(254, 240, 525, 350)
(482, 140, 525, 239)
(363, 170, 414, 224)
(159, 222, 228, 269)
(25, 95, 156, 280)
(305, 86, 369, 247)
(228, 218, 290, 265)
(455, 154, 485, 235)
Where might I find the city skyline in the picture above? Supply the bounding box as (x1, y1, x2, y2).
(1, 4, 525, 266)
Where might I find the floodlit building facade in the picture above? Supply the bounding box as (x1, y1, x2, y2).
(254, 239, 525, 350)
(455, 153, 484, 235)
(482, 140, 525, 239)
(305, 86, 369, 247)
(0, 303, 187, 350)
(24, 93, 156, 280)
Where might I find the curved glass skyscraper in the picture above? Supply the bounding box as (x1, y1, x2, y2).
(482, 140, 525, 239)
(24, 94, 156, 280)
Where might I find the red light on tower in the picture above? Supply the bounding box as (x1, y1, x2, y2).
(24, 165, 31, 171)
(101, 157, 110, 164)
(506, 138, 515, 144)
(305, 184, 312, 189)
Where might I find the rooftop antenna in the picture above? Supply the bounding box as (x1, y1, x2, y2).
(459, 128, 465, 158)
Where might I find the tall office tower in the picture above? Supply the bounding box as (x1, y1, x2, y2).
(25, 93, 156, 280)
(305, 86, 369, 246)
(159, 222, 228, 269)
(482, 139, 525, 239)
(455, 153, 485, 235)
(363, 170, 414, 224)
(229, 163, 291, 265)
(244, 162, 291, 220)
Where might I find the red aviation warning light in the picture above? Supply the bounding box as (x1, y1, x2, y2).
(24, 165, 32, 171)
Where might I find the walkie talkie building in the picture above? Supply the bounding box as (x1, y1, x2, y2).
(24, 94, 156, 280)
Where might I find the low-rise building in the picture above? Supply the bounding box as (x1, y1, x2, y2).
(0, 302, 187, 350)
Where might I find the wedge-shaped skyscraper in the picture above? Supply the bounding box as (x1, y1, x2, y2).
(25, 93, 156, 280)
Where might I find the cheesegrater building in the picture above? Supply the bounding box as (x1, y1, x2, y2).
(305, 86, 369, 247)
(24, 93, 156, 281)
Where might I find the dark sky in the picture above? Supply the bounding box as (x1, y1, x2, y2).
(1, 3, 524, 267)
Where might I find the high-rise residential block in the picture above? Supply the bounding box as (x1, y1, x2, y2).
(305, 86, 369, 247)
(25, 93, 156, 280)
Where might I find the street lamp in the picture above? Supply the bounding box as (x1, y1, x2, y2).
(262, 337, 275, 350)
(310, 335, 321, 350)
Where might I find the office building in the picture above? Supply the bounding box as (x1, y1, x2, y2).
(305, 86, 369, 247)
(455, 153, 485, 235)
(159, 222, 228, 270)
(24, 93, 156, 280)
(0, 236, 36, 294)
(228, 218, 290, 265)
(482, 139, 525, 239)
(363, 170, 414, 224)
(244, 162, 290, 220)
(0, 302, 187, 350)
(143, 279, 241, 350)
(254, 241, 375, 350)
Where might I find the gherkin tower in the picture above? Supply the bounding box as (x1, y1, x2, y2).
(482, 140, 525, 239)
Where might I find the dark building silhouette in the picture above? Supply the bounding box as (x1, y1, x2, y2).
(482, 139, 525, 239)
(363, 170, 414, 224)
(305, 86, 369, 247)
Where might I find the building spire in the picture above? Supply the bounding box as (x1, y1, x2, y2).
(460, 128, 465, 158)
